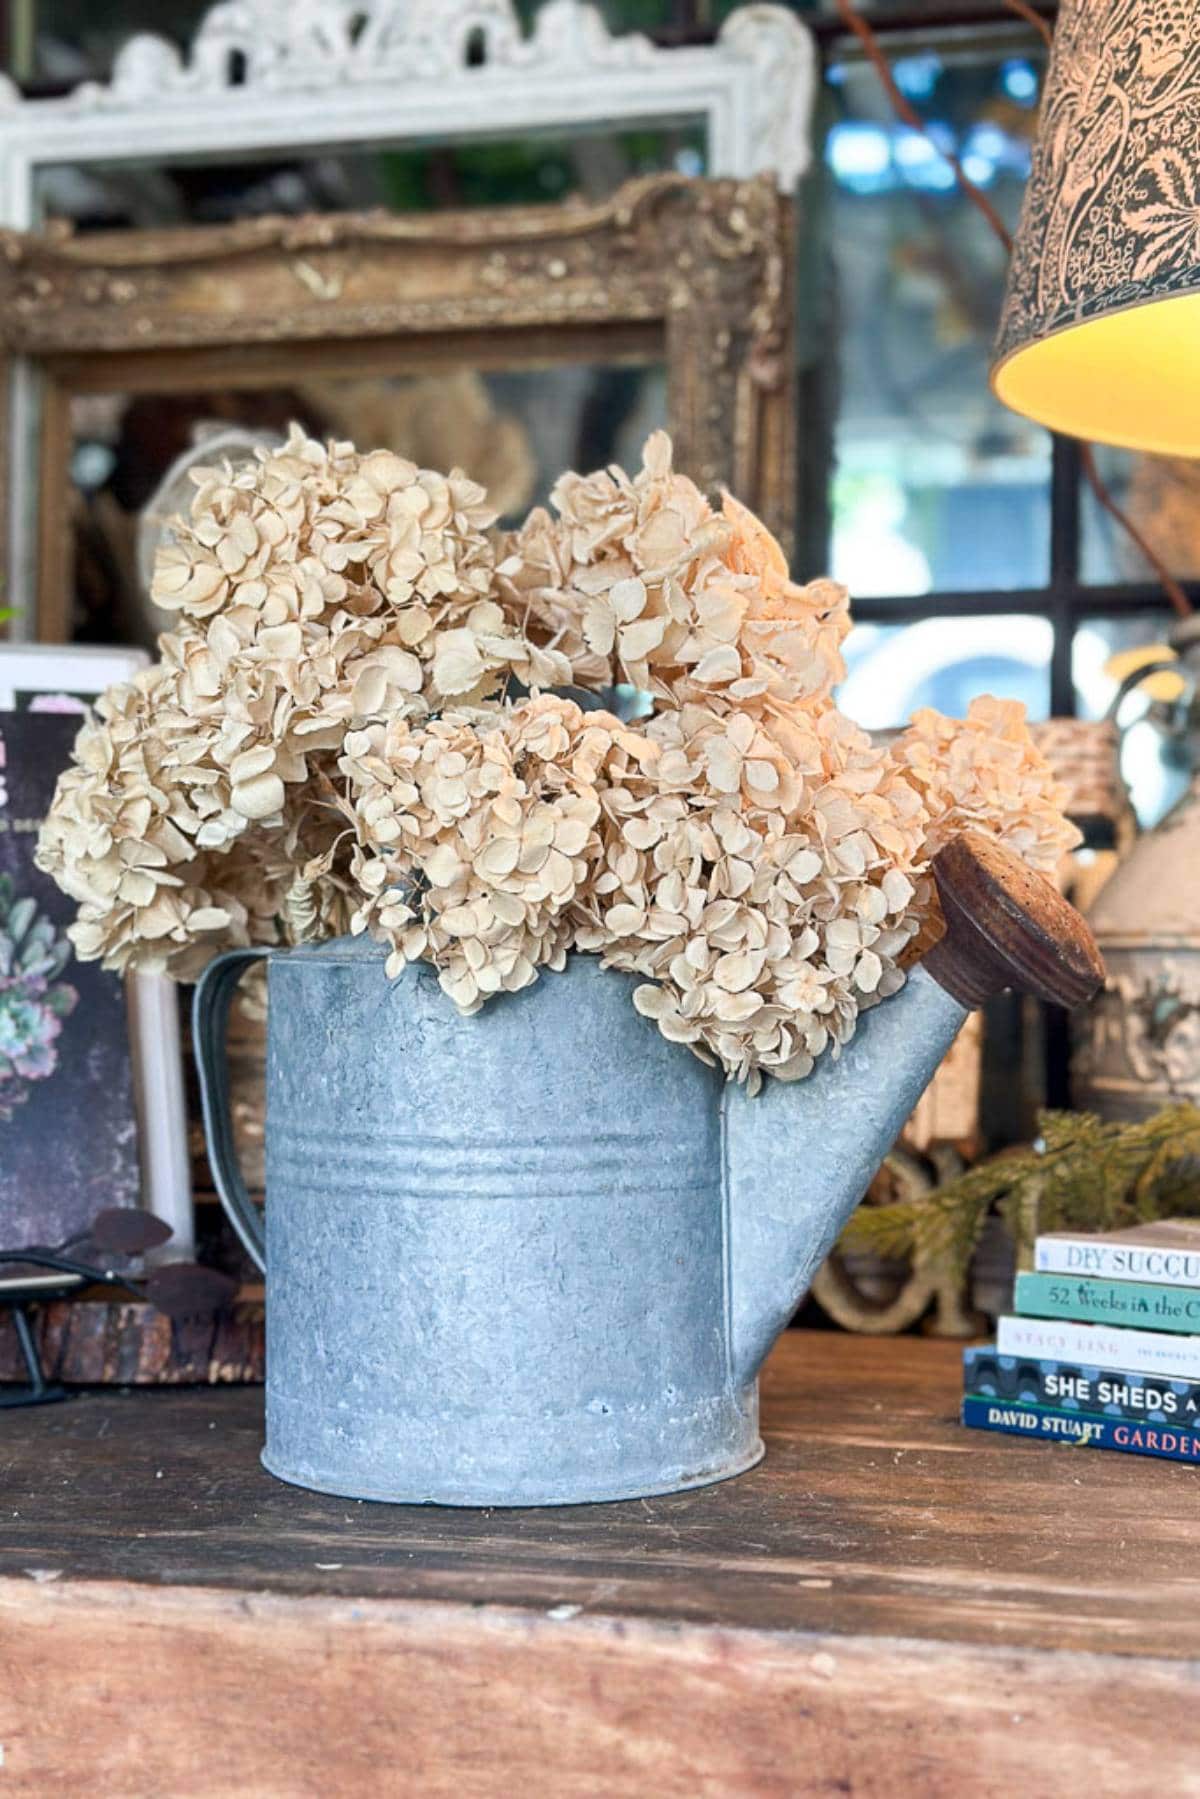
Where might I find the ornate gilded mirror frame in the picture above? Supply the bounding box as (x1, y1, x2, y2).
(0, 173, 794, 642)
(0, 1, 815, 635)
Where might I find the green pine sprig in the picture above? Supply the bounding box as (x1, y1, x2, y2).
(839, 1104, 1200, 1286)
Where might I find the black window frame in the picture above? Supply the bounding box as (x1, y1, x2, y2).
(802, 0, 1200, 719)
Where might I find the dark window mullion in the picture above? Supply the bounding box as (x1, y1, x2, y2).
(1048, 434, 1081, 717)
(854, 582, 1199, 622)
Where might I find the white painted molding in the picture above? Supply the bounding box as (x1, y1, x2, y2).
(0, 2, 817, 232)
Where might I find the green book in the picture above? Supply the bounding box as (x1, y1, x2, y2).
(1015, 1270, 1200, 1335)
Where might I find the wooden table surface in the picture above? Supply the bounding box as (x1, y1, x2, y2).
(1, 1331, 1195, 1797)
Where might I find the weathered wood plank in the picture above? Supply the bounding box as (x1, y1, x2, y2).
(0, 1580, 1193, 1798)
(0, 1333, 1196, 1794)
(0, 1291, 264, 1384)
(0, 1333, 1196, 1658)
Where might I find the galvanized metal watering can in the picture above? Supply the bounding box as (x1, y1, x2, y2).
(195, 832, 1102, 1507)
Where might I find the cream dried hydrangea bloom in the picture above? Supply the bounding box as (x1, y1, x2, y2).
(152, 425, 572, 800)
(35, 666, 274, 977)
(39, 427, 572, 977)
(342, 695, 650, 1012)
(38, 424, 1079, 1091)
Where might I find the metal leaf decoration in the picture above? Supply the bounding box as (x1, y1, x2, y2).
(141, 1262, 239, 1320)
(89, 1207, 174, 1255)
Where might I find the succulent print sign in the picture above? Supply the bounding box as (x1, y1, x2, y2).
(0, 712, 140, 1249)
(0, 875, 78, 1121)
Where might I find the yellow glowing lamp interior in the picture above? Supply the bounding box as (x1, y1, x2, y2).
(992, 290, 1200, 456)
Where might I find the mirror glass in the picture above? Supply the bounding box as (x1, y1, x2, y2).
(67, 361, 668, 647)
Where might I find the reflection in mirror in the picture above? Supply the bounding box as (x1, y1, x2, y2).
(825, 42, 1051, 596)
(840, 615, 1051, 732)
(34, 131, 707, 231)
(67, 363, 667, 649)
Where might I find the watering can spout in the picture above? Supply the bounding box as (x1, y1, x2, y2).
(723, 832, 1106, 1388)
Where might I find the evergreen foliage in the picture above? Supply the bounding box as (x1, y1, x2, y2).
(839, 1105, 1200, 1286)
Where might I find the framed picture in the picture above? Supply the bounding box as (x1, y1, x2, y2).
(0, 644, 192, 1254)
(0, 172, 795, 643)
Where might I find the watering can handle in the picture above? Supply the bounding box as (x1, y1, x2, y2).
(193, 946, 274, 1275)
(922, 831, 1105, 1010)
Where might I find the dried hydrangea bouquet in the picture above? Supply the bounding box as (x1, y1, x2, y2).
(38, 426, 1076, 1091)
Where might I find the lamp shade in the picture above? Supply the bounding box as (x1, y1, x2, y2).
(992, 0, 1200, 455)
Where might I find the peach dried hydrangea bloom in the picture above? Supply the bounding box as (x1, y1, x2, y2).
(887, 695, 1082, 958)
(37, 425, 1080, 1091)
(889, 695, 1081, 870)
(341, 695, 650, 1014)
(569, 700, 926, 1088)
(501, 432, 850, 712)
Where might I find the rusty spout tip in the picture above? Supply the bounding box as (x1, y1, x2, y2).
(923, 830, 1106, 1012)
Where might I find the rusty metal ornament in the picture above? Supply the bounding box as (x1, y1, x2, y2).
(1075, 621, 1200, 1119)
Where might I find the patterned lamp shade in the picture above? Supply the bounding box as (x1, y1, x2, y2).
(992, 1, 1200, 454)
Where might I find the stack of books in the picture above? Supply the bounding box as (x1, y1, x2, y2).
(962, 1221, 1200, 1465)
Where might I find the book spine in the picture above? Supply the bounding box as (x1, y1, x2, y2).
(996, 1313, 1200, 1380)
(1035, 1238, 1200, 1289)
(1015, 1271, 1200, 1335)
(963, 1343, 1200, 1425)
(961, 1396, 1200, 1464)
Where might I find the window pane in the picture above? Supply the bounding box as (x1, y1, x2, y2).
(840, 615, 1052, 731)
(825, 42, 1052, 596)
(1073, 614, 1187, 828)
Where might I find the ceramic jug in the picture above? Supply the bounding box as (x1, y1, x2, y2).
(195, 832, 1102, 1506)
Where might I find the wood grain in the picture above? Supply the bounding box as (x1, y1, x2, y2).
(1, 1581, 1195, 1798)
(0, 1332, 1194, 1793)
(0, 1289, 263, 1384)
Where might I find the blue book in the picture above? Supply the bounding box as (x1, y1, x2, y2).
(962, 1396, 1200, 1465)
(963, 1343, 1200, 1426)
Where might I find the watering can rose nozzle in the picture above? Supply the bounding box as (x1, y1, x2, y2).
(922, 830, 1106, 1011)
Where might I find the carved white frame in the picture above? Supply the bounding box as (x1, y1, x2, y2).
(0, 2, 815, 228)
(0, 0, 817, 638)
